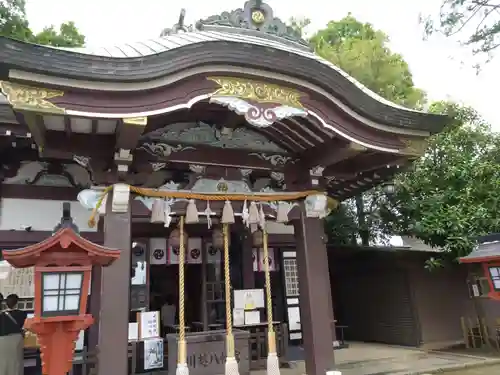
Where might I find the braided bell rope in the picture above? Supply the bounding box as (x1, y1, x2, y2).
(263, 229, 275, 335)
(223, 223, 234, 353)
(177, 216, 187, 367)
(263, 229, 281, 375)
(223, 223, 240, 375)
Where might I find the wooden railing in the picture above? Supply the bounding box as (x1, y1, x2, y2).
(68, 347, 99, 375)
(246, 322, 289, 370)
(25, 323, 289, 375)
(127, 322, 289, 374)
(461, 316, 500, 351)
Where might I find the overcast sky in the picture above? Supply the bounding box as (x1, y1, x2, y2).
(25, 0, 499, 129)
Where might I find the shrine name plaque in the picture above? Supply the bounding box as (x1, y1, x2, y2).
(167, 329, 250, 375)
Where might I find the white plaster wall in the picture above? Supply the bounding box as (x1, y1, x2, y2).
(0, 198, 96, 232)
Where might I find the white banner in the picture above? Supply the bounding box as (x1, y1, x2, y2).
(168, 246, 180, 264)
(186, 238, 202, 264)
(253, 248, 278, 272)
(206, 242, 221, 264)
(149, 238, 167, 265)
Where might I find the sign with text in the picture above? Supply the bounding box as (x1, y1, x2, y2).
(138, 311, 161, 340)
(234, 289, 265, 311)
(167, 330, 249, 375)
(144, 337, 164, 370)
(0, 266, 34, 297)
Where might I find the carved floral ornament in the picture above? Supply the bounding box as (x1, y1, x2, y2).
(141, 122, 286, 154)
(139, 142, 293, 167)
(207, 76, 308, 128)
(0, 81, 65, 114)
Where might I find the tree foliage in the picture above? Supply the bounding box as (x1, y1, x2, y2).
(422, 0, 500, 63)
(0, 0, 85, 46)
(295, 15, 426, 245)
(290, 14, 498, 260)
(310, 14, 426, 109)
(387, 102, 500, 258)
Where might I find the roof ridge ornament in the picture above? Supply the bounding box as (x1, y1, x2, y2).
(194, 0, 311, 49)
(160, 8, 193, 36)
(52, 202, 80, 234)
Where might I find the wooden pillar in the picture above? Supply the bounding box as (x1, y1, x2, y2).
(202, 239, 208, 330)
(97, 192, 131, 375)
(242, 229, 255, 289)
(87, 266, 102, 349)
(292, 203, 335, 375)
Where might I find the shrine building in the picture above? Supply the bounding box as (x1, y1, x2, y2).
(0, 2, 449, 375)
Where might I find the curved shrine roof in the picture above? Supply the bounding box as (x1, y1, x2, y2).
(50, 29, 420, 116)
(0, 0, 450, 133)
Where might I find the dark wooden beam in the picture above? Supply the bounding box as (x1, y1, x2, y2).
(64, 116, 72, 138)
(116, 117, 147, 150)
(327, 164, 409, 199)
(115, 117, 148, 180)
(91, 119, 99, 134)
(45, 129, 294, 171)
(1, 184, 80, 200)
(135, 142, 292, 170)
(324, 151, 407, 178)
(296, 140, 367, 169)
(45, 131, 116, 158)
(18, 112, 45, 151)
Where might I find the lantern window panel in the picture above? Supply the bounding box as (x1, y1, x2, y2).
(41, 271, 83, 316)
(489, 267, 500, 291)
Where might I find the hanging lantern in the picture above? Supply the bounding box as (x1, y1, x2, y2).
(168, 226, 188, 249)
(212, 226, 230, 249)
(252, 229, 264, 248)
(212, 227, 224, 249)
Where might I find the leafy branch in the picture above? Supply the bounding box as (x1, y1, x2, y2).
(422, 0, 500, 64)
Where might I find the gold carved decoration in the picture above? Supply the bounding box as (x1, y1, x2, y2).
(0, 81, 65, 114)
(207, 76, 304, 108)
(251, 10, 266, 24)
(399, 138, 428, 156)
(123, 117, 148, 126)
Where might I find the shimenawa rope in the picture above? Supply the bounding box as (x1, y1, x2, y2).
(86, 184, 337, 227)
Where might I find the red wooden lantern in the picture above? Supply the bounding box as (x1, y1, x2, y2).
(1, 203, 120, 375)
(460, 238, 500, 300)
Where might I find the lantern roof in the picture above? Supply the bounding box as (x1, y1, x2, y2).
(2, 203, 120, 268)
(460, 239, 500, 264)
(2, 227, 120, 268)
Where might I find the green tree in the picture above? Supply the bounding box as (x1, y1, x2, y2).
(298, 15, 426, 245)
(311, 14, 426, 109)
(422, 0, 500, 63)
(0, 0, 85, 46)
(386, 102, 500, 259)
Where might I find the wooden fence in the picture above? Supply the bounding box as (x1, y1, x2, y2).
(461, 316, 500, 351)
(59, 323, 289, 375)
